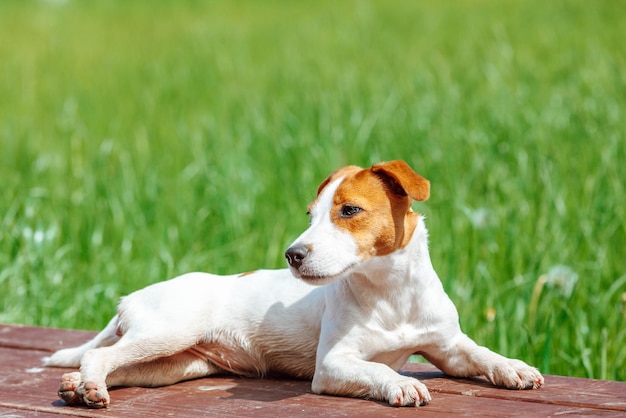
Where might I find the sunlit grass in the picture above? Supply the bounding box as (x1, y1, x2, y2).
(1, 0, 624, 380)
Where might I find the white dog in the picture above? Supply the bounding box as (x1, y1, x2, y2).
(45, 160, 543, 408)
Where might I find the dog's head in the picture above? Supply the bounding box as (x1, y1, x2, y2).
(285, 160, 430, 285)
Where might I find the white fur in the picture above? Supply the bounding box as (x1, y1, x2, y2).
(45, 164, 543, 409)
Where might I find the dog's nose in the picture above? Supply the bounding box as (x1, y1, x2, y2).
(285, 246, 309, 269)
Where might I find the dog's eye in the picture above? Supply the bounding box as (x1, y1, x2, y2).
(340, 205, 362, 218)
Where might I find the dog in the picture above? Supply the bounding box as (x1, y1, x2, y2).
(45, 160, 543, 408)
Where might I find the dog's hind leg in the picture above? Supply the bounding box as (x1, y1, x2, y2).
(423, 334, 544, 390)
(106, 349, 220, 387)
(66, 330, 203, 408)
(57, 350, 219, 407)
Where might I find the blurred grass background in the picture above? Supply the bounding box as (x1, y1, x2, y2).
(1, 0, 624, 381)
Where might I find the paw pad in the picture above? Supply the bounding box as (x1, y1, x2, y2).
(78, 381, 110, 408)
(58, 372, 82, 405)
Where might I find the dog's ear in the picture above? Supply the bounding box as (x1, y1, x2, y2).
(371, 160, 430, 202)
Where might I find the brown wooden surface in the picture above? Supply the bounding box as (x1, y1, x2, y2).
(1, 324, 625, 417)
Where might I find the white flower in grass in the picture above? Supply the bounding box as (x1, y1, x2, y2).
(543, 265, 578, 298)
(22, 225, 57, 246)
(461, 206, 490, 228)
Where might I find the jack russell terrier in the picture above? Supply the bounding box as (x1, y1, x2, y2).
(45, 160, 543, 408)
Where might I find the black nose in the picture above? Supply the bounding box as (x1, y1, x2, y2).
(285, 246, 309, 269)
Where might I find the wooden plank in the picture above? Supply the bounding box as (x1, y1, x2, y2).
(0, 324, 96, 352)
(0, 408, 63, 418)
(1, 324, 625, 417)
(3, 346, 621, 418)
(401, 363, 626, 413)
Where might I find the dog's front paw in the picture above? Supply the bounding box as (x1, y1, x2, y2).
(488, 359, 544, 390)
(384, 376, 431, 407)
(58, 372, 83, 406)
(76, 381, 110, 408)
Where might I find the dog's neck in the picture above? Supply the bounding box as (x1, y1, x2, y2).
(345, 215, 439, 296)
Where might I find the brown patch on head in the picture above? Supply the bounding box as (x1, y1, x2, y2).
(308, 165, 363, 213)
(316, 165, 363, 196)
(323, 160, 430, 259)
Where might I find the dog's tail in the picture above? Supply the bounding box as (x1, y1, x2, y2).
(43, 315, 120, 368)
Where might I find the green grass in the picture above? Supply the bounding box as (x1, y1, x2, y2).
(1, 0, 624, 381)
